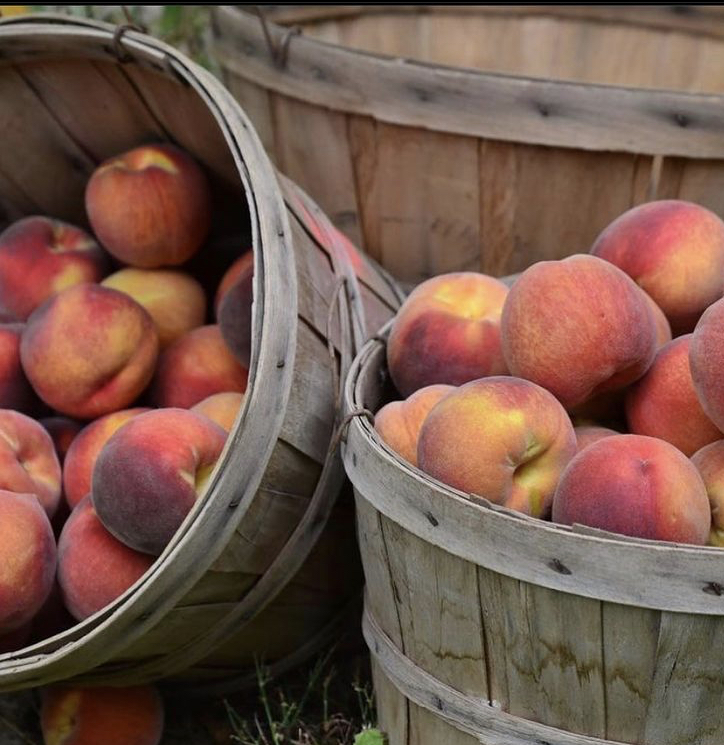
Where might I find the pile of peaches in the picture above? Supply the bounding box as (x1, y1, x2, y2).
(377, 199, 724, 548)
(0, 141, 254, 664)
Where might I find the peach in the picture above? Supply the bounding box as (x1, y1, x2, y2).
(590, 200, 724, 334)
(374, 384, 455, 467)
(501, 254, 657, 409)
(191, 391, 244, 433)
(215, 251, 253, 367)
(417, 376, 576, 517)
(574, 425, 619, 454)
(92, 408, 227, 555)
(0, 490, 56, 633)
(388, 272, 509, 397)
(101, 267, 207, 349)
(85, 142, 212, 268)
(41, 684, 164, 745)
(150, 324, 248, 409)
(690, 297, 724, 432)
(691, 441, 724, 547)
(0, 216, 109, 320)
(552, 434, 711, 544)
(641, 288, 672, 349)
(0, 321, 39, 412)
(63, 407, 150, 510)
(20, 283, 159, 419)
(626, 335, 721, 456)
(40, 416, 83, 464)
(57, 496, 154, 621)
(0, 409, 62, 517)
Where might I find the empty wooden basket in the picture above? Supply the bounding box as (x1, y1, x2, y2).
(212, 5, 724, 285)
(0, 15, 402, 693)
(343, 330, 724, 745)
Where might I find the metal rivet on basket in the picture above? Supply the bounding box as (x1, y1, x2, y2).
(675, 112, 689, 127)
(425, 511, 439, 527)
(276, 359, 285, 368)
(548, 558, 572, 575)
(703, 581, 724, 596)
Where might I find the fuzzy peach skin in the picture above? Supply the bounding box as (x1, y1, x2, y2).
(41, 684, 164, 745)
(552, 434, 711, 544)
(191, 391, 244, 433)
(691, 441, 724, 547)
(374, 384, 455, 467)
(417, 376, 577, 517)
(641, 288, 672, 349)
(0, 216, 110, 321)
(626, 335, 722, 456)
(689, 297, 724, 432)
(0, 409, 62, 517)
(590, 200, 724, 334)
(57, 496, 154, 620)
(39, 417, 83, 465)
(501, 254, 657, 410)
(92, 408, 227, 555)
(0, 490, 56, 633)
(85, 142, 212, 269)
(101, 267, 207, 349)
(150, 324, 248, 409)
(62, 407, 150, 510)
(0, 321, 39, 412)
(20, 283, 159, 420)
(216, 251, 253, 367)
(388, 272, 509, 397)
(573, 425, 619, 454)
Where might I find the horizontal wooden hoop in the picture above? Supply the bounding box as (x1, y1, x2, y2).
(363, 602, 627, 745)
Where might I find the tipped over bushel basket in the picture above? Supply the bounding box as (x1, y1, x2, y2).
(0, 15, 402, 693)
(343, 330, 724, 745)
(213, 5, 724, 285)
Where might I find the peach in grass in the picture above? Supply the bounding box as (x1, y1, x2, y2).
(388, 272, 509, 397)
(0, 490, 56, 634)
(501, 254, 657, 410)
(0, 409, 62, 517)
(41, 684, 164, 745)
(417, 376, 577, 517)
(92, 408, 227, 555)
(20, 284, 159, 420)
(63, 407, 150, 510)
(374, 384, 455, 467)
(0, 216, 110, 321)
(101, 267, 207, 349)
(626, 335, 722, 456)
(57, 496, 154, 621)
(191, 391, 244, 433)
(150, 324, 248, 409)
(590, 199, 724, 334)
(552, 434, 711, 544)
(85, 142, 212, 268)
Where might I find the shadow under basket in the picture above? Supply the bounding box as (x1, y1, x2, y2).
(213, 4, 724, 286)
(0, 15, 402, 695)
(343, 327, 724, 745)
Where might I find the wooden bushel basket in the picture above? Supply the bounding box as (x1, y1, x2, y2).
(213, 5, 724, 286)
(343, 330, 724, 745)
(0, 15, 402, 693)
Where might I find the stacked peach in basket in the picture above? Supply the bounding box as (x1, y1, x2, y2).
(0, 142, 255, 744)
(377, 200, 724, 548)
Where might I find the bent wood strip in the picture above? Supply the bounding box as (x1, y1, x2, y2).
(213, 7, 724, 158)
(343, 336, 724, 615)
(363, 605, 627, 745)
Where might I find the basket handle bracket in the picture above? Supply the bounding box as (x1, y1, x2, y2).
(254, 5, 300, 69)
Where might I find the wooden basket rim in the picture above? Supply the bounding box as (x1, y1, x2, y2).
(0, 17, 299, 686)
(212, 5, 724, 159)
(342, 329, 724, 616)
